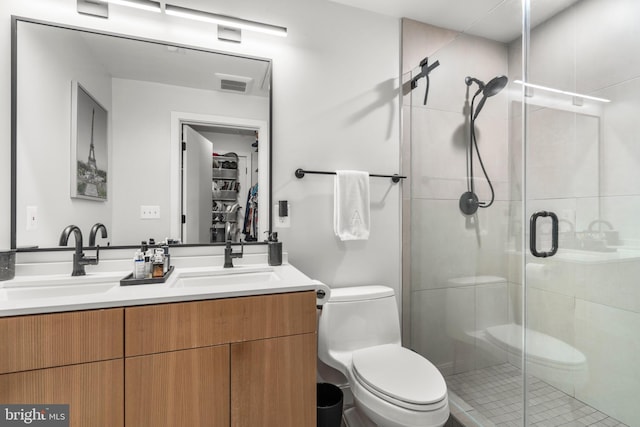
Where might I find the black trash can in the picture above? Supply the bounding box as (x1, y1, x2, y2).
(317, 382, 343, 427)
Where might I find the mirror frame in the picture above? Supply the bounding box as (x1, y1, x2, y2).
(10, 16, 273, 251)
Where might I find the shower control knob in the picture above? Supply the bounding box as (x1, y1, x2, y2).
(459, 191, 479, 215)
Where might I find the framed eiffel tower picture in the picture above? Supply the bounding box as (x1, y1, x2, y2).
(70, 81, 108, 201)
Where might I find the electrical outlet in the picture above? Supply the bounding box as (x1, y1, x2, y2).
(26, 206, 38, 230)
(140, 205, 160, 219)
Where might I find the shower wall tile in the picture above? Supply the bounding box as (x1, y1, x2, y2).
(411, 284, 508, 377)
(601, 196, 640, 242)
(410, 107, 509, 202)
(525, 258, 577, 299)
(574, 298, 640, 427)
(410, 199, 509, 291)
(528, 1, 576, 93)
(598, 77, 640, 198)
(526, 107, 598, 200)
(526, 286, 576, 351)
(507, 281, 522, 326)
(574, 259, 640, 314)
(401, 18, 459, 75)
(476, 282, 509, 332)
(411, 288, 456, 372)
(574, 0, 640, 94)
(410, 107, 467, 201)
(411, 32, 508, 118)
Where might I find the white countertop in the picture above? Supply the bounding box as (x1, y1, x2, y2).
(0, 260, 321, 317)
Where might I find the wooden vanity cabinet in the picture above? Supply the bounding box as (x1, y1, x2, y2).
(0, 291, 316, 427)
(124, 290, 317, 427)
(0, 309, 124, 427)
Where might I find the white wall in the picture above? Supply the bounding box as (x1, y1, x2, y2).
(15, 20, 113, 248)
(1, 0, 401, 295)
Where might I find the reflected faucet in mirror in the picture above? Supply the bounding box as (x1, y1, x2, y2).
(59, 225, 100, 276)
(588, 219, 619, 246)
(89, 223, 109, 247)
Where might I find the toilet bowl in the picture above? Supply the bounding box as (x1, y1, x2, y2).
(318, 286, 449, 427)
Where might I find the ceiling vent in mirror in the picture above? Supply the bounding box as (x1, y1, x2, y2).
(215, 73, 253, 94)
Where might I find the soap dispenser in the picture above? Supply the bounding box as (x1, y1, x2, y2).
(267, 232, 282, 266)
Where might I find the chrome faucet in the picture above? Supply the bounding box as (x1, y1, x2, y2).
(59, 225, 99, 276)
(224, 240, 244, 268)
(89, 223, 108, 247)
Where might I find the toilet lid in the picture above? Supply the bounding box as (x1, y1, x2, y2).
(352, 344, 447, 406)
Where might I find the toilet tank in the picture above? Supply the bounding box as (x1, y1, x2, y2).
(318, 286, 401, 368)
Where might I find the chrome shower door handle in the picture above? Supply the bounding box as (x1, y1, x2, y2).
(530, 211, 559, 258)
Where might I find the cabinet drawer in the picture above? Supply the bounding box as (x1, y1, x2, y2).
(125, 291, 316, 356)
(0, 308, 124, 374)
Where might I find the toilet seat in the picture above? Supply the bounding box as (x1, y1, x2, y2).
(352, 344, 448, 412)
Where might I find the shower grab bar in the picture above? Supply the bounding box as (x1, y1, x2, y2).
(530, 211, 559, 258)
(294, 168, 406, 183)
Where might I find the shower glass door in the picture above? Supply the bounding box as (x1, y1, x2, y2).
(524, 0, 639, 425)
(404, 1, 639, 426)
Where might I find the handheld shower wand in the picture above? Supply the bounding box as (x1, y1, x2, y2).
(459, 74, 508, 215)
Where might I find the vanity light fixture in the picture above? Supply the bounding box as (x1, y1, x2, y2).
(514, 80, 610, 103)
(96, 0, 162, 13)
(165, 4, 288, 37)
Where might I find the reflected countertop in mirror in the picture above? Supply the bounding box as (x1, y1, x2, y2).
(11, 17, 272, 250)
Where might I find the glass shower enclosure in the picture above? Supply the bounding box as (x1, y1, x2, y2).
(402, 1, 639, 426)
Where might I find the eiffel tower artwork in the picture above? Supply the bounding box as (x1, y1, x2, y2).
(74, 84, 107, 200)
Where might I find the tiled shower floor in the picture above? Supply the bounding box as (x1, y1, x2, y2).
(445, 363, 628, 427)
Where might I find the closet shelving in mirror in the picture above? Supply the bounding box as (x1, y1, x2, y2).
(211, 154, 240, 243)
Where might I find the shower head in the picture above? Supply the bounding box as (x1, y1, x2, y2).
(465, 75, 508, 96)
(466, 74, 509, 119)
(483, 75, 508, 97)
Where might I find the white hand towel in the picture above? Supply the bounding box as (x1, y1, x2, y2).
(334, 170, 370, 241)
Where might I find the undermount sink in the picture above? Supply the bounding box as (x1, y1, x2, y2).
(172, 267, 280, 288)
(0, 282, 117, 301)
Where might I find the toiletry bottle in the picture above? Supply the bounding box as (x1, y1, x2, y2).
(161, 244, 170, 274)
(133, 250, 145, 279)
(267, 232, 282, 266)
(141, 241, 152, 279)
(152, 249, 164, 278)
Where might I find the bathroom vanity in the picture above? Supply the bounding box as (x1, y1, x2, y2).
(0, 261, 319, 427)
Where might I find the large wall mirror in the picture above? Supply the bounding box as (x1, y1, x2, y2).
(11, 17, 272, 250)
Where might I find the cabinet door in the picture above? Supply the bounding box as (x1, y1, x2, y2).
(231, 333, 316, 427)
(0, 359, 124, 427)
(125, 345, 230, 427)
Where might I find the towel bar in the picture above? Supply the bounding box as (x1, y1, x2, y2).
(294, 168, 406, 183)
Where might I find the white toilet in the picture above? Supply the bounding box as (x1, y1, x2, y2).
(318, 286, 449, 427)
